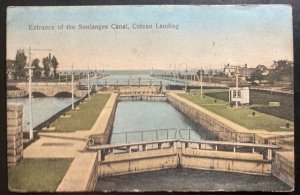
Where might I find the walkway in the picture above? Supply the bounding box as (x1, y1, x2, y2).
(22, 92, 118, 191)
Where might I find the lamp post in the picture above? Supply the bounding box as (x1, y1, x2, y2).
(95, 66, 98, 92)
(200, 67, 203, 98)
(88, 65, 90, 99)
(27, 47, 52, 140)
(28, 47, 33, 140)
(72, 64, 74, 109)
(183, 63, 187, 92)
(235, 66, 239, 108)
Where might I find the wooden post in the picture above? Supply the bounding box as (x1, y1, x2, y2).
(267, 149, 272, 160)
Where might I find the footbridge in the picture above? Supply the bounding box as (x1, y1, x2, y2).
(87, 139, 280, 177)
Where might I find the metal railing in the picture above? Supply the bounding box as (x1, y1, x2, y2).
(110, 128, 177, 144)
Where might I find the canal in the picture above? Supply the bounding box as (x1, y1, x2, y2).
(7, 97, 79, 132)
(97, 96, 292, 192)
(110, 101, 202, 144)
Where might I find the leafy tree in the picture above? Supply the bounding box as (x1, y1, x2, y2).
(42, 56, 51, 77)
(51, 55, 59, 78)
(250, 68, 265, 81)
(213, 71, 227, 77)
(32, 58, 42, 79)
(13, 50, 27, 79)
(267, 60, 293, 84)
(6, 59, 15, 79)
(196, 69, 204, 76)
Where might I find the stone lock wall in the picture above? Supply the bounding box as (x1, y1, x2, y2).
(7, 103, 23, 166)
(166, 93, 255, 143)
(272, 151, 294, 188)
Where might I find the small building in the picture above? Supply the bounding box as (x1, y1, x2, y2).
(228, 79, 250, 105)
(223, 64, 236, 77)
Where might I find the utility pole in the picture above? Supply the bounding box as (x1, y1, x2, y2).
(88, 65, 90, 99)
(200, 67, 203, 98)
(184, 64, 187, 92)
(71, 64, 74, 109)
(235, 66, 239, 108)
(27, 47, 52, 141)
(173, 64, 176, 82)
(28, 47, 33, 140)
(95, 66, 98, 92)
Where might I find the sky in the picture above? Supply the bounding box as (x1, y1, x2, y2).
(7, 5, 293, 70)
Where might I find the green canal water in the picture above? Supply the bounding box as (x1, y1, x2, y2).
(110, 101, 201, 144)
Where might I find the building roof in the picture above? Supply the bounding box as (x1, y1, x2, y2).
(228, 78, 250, 87)
(239, 68, 255, 77)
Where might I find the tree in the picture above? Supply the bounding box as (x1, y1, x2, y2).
(13, 50, 27, 79)
(213, 71, 227, 77)
(196, 69, 204, 77)
(250, 68, 265, 82)
(42, 56, 51, 77)
(6, 59, 15, 79)
(267, 60, 293, 84)
(51, 55, 59, 78)
(32, 58, 42, 79)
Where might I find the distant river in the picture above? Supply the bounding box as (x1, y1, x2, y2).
(7, 97, 79, 132)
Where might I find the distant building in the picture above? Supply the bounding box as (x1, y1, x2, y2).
(228, 78, 250, 105)
(239, 64, 255, 80)
(223, 64, 237, 77)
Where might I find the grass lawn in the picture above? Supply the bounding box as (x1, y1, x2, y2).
(205, 89, 294, 121)
(50, 93, 111, 132)
(178, 89, 294, 132)
(8, 158, 73, 192)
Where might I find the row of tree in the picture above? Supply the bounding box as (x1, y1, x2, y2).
(249, 60, 293, 84)
(7, 49, 59, 80)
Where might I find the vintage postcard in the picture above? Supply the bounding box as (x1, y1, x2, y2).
(6, 5, 294, 192)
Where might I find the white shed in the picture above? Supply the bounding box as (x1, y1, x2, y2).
(228, 79, 250, 105)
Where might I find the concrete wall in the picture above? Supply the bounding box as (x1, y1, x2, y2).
(7, 103, 23, 166)
(90, 93, 118, 144)
(97, 143, 271, 177)
(181, 148, 270, 175)
(166, 93, 257, 143)
(57, 153, 98, 192)
(98, 147, 178, 177)
(118, 86, 161, 95)
(7, 90, 27, 98)
(272, 151, 294, 188)
(118, 95, 166, 102)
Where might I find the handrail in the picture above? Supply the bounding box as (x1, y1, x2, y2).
(86, 139, 280, 150)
